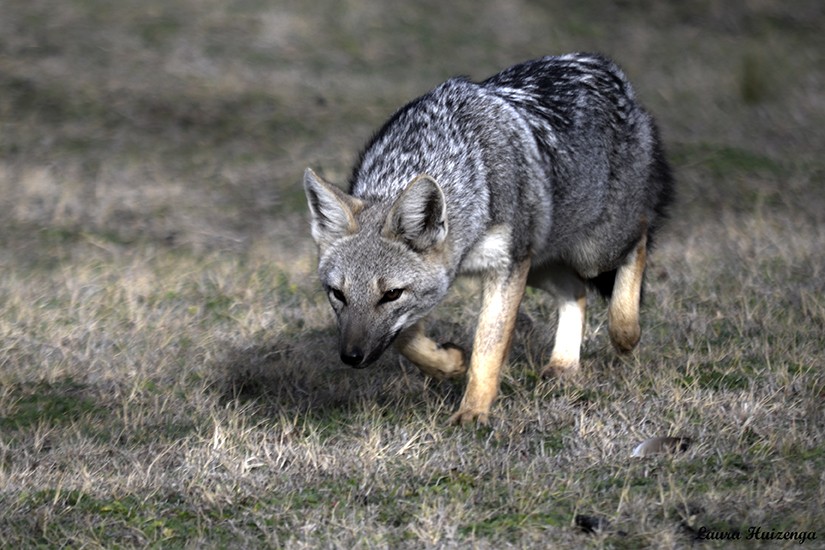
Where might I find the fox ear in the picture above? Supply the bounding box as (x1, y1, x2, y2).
(383, 175, 448, 252)
(304, 168, 364, 247)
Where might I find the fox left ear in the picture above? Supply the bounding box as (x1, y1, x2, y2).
(383, 175, 448, 252)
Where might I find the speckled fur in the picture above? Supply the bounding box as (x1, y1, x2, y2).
(304, 53, 673, 420)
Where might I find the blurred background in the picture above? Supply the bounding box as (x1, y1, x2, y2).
(1, 0, 823, 266)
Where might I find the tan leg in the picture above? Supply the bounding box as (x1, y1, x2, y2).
(395, 322, 466, 379)
(529, 265, 587, 377)
(449, 258, 530, 426)
(608, 232, 647, 353)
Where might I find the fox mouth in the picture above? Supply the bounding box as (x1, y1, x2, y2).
(339, 329, 403, 368)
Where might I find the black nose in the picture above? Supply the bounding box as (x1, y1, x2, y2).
(340, 347, 365, 367)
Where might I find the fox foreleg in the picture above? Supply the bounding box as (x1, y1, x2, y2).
(395, 322, 467, 380)
(449, 257, 530, 426)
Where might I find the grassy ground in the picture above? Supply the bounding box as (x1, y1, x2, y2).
(2, 1, 824, 547)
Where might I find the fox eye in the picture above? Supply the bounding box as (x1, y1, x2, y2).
(379, 288, 404, 304)
(328, 287, 347, 305)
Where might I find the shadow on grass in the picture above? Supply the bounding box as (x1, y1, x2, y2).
(210, 328, 467, 422)
(207, 305, 589, 426)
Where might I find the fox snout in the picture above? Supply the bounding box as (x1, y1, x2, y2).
(340, 341, 390, 368)
(337, 321, 399, 368)
(338, 319, 372, 367)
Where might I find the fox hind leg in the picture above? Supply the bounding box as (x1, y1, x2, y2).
(395, 322, 467, 380)
(608, 231, 647, 353)
(530, 265, 587, 378)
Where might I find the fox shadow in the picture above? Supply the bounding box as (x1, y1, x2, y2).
(210, 309, 566, 422)
(210, 327, 468, 420)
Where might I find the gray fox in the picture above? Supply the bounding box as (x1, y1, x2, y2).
(304, 53, 673, 425)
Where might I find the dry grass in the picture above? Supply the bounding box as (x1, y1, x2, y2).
(1, 1, 824, 548)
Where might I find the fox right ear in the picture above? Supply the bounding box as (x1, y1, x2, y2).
(382, 174, 448, 252)
(303, 168, 364, 247)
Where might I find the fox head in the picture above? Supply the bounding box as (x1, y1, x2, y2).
(303, 168, 451, 367)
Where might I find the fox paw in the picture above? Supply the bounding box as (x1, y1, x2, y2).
(438, 342, 467, 378)
(448, 407, 490, 427)
(609, 325, 641, 354)
(414, 342, 466, 380)
(540, 359, 580, 379)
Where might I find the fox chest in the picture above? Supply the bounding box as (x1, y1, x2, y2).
(458, 225, 512, 274)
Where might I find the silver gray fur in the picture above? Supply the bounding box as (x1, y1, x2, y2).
(304, 52, 673, 368)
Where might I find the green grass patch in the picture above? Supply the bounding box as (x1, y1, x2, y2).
(0, 381, 105, 432)
(460, 509, 568, 539)
(8, 489, 229, 547)
(673, 143, 788, 177)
